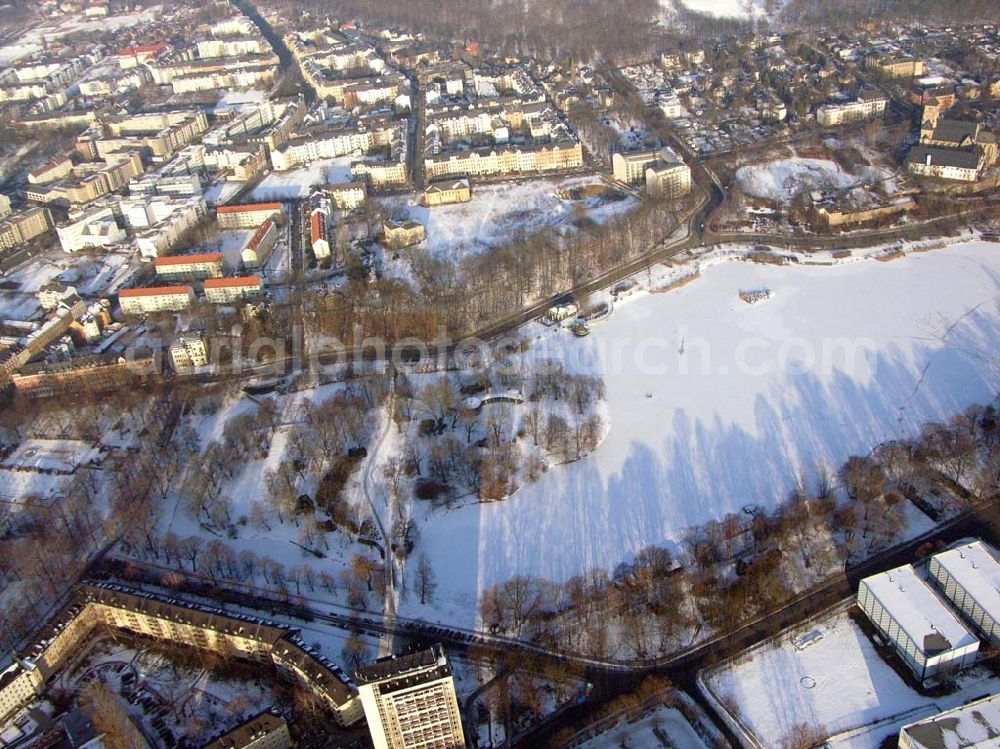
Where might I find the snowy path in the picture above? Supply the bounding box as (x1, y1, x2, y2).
(359, 380, 397, 655)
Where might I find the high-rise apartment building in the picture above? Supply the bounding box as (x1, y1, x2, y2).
(355, 645, 466, 749)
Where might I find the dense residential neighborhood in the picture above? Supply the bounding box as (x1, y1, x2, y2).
(1, 0, 1000, 748)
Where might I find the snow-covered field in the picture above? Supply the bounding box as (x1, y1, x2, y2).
(381, 176, 636, 264)
(704, 607, 1000, 749)
(675, 0, 785, 18)
(408, 241, 1000, 626)
(736, 158, 873, 205)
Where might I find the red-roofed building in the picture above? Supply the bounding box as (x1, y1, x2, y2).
(117, 43, 170, 69)
(153, 252, 224, 280)
(310, 209, 330, 259)
(216, 203, 283, 230)
(204, 276, 262, 304)
(118, 286, 195, 315)
(242, 220, 277, 268)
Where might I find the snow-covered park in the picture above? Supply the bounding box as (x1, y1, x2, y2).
(407, 241, 1000, 625)
(703, 606, 1000, 749)
(380, 176, 637, 264)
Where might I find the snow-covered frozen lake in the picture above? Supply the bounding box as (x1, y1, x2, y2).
(411, 241, 1000, 625)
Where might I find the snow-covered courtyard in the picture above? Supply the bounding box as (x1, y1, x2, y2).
(408, 241, 1000, 625)
(251, 158, 358, 201)
(703, 606, 1000, 749)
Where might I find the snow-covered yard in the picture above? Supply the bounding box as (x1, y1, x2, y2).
(703, 606, 1000, 749)
(406, 241, 1000, 627)
(735, 158, 874, 205)
(380, 176, 636, 264)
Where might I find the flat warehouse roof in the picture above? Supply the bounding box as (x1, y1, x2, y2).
(932, 541, 1000, 623)
(861, 564, 978, 653)
(900, 692, 1000, 749)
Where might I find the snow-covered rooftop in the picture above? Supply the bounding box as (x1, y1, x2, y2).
(932, 542, 1000, 624)
(900, 692, 1000, 749)
(861, 564, 978, 653)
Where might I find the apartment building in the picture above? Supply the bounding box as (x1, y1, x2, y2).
(154, 252, 224, 280)
(12, 353, 156, 400)
(866, 55, 923, 79)
(646, 160, 692, 198)
(356, 645, 466, 749)
(242, 220, 278, 268)
(28, 157, 73, 185)
(858, 564, 980, 681)
(816, 96, 888, 126)
(133, 197, 208, 259)
(204, 276, 262, 304)
(659, 96, 683, 119)
(270, 118, 399, 171)
(612, 150, 660, 184)
(118, 286, 196, 315)
(328, 182, 367, 210)
(76, 111, 209, 163)
(197, 37, 269, 59)
(217, 203, 283, 230)
(129, 173, 203, 199)
(169, 334, 209, 371)
(422, 179, 471, 207)
(0, 194, 9, 219)
(428, 108, 497, 143)
(0, 584, 364, 728)
(0, 299, 87, 382)
(0, 664, 44, 726)
(423, 141, 583, 180)
(201, 712, 292, 749)
(171, 65, 276, 95)
(351, 160, 407, 188)
(30, 153, 145, 207)
(38, 283, 77, 310)
(269, 639, 363, 726)
(383, 219, 425, 250)
(0, 207, 52, 250)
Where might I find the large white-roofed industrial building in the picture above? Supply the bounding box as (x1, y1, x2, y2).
(857, 563, 980, 681)
(928, 540, 1000, 647)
